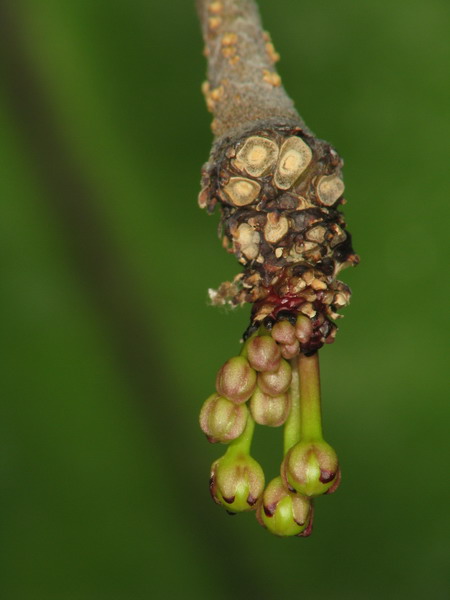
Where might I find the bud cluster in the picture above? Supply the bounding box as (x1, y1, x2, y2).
(199, 319, 341, 536)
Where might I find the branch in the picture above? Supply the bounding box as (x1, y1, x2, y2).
(196, 0, 304, 138)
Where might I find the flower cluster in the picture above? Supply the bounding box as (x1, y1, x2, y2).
(199, 315, 341, 537)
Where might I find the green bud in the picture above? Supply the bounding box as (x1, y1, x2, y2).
(256, 476, 312, 536)
(216, 356, 257, 404)
(281, 440, 339, 497)
(246, 335, 281, 372)
(257, 358, 292, 396)
(199, 394, 248, 443)
(249, 387, 290, 427)
(210, 452, 265, 512)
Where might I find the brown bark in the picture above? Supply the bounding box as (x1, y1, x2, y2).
(196, 0, 305, 138)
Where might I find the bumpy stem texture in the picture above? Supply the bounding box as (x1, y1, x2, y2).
(196, 0, 303, 137)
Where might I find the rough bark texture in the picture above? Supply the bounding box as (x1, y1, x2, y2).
(197, 0, 359, 353)
(196, 0, 303, 138)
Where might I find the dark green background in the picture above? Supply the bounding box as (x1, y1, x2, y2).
(1, 0, 449, 598)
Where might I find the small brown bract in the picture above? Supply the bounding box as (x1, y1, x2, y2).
(300, 303, 316, 318)
(234, 136, 279, 177)
(330, 224, 347, 248)
(306, 225, 326, 243)
(223, 177, 261, 206)
(235, 223, 260, 260)
(264, 213, 289, 244)
(274, 136, 312, 190)
(317, 175, 345, 206)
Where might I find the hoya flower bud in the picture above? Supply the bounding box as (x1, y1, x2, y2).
(257, 358, 292, 396)
(246, 335, 281, 372)
(256, 476, 311, 536)
(199, 394, 248, 443)
(216, 356, 257, 404)
(281, 440, 339, 497)
(210, 452, 265, 512)
(249, 388, 290, 427)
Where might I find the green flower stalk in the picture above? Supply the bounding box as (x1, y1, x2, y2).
(257, 359, 313, 536)
(281, 352, 340, 497)
(196, 0, 358, 536)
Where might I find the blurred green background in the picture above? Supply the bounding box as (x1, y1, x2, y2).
(0, 0, 449, 598)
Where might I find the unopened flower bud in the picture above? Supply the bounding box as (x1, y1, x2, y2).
(280, 340, 300, 359)
(258, 359, 292, 396)
(216, 356, 257, 404)
(199, 394, 248, 443)
(271, 320, 297, 346)
(281, 440, 339, 497)
(295, 315, 313, 344)
(246, 335, 281, 372)
(250, 388, 290, 427)
(210, 452, 265, 512)
(256, 476, 312, 536)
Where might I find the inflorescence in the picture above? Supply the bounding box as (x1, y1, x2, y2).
(196, 0, 358, 537)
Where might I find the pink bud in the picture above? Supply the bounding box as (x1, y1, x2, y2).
(216, 356, 257, 404)
(257, 359, 292, 396)
(246, 335, 281, 372)
(280, 340, 300, 359)
(250, 388, 290, 427)
(199, 394, 248, 443)
(271, 320, 297, 346)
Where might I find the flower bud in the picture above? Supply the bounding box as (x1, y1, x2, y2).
(246, 335, 281, 372)
(256, 476, 312, 536)
(295, 315, 313, 344)
(250, 388, 290, 427)
(210, 452, 265, 512)
(271, 320, 297, 346)
(199, 394, 248, 443)
(280, 340, 299, 360)
(257, 359, 292, 396)
(216, 356, 257, 404)
(281, 440, 339, 497)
